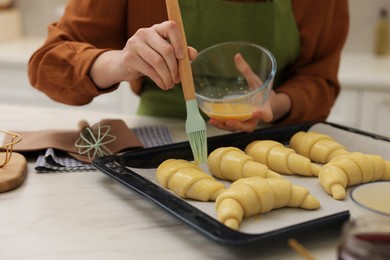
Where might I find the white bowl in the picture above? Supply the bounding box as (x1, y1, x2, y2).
(349, 181, 390, 219)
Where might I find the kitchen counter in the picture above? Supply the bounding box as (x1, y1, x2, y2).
(0, 36, 388, 133)
(1, 37, 390, 126)
(0, 104, 343, 260)
(0, 37, 43, 67)
(339, 52, 390, 91)
(1, 37, 389, 89)
(329, 52, 390, 136)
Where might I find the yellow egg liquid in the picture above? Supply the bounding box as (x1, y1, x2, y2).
(204, 103, 254, 122)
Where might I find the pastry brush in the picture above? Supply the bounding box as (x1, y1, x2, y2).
(165, 0, 207, 164)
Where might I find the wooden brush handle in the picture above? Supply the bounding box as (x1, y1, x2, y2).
(166, 0, 196, 101)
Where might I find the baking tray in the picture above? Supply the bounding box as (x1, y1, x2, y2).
(92, 122, 390, 246)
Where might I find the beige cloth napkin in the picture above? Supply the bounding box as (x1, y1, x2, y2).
(4, 119, 143, 163)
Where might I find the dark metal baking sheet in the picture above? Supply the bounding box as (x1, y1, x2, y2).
(92, 122, 389, 246)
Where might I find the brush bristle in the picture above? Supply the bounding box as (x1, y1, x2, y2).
(188, 131, 207, 164)
(185, 100, 208, 164)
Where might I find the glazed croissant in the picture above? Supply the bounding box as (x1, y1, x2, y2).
(319, 152, 390, 200)
(156, 159, 226, 201)
(208, 147, 282, 181)
(289, 131, 349, 164)
(215, 177, 321, 230)
(245, 140, 321, 177)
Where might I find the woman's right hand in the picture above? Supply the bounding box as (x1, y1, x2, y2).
(90, 21, 197, 90)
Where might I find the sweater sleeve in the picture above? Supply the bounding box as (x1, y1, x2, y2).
(28, 0, 128, 106)
(275, 0, 349, 125)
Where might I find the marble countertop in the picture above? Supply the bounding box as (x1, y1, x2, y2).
(0, 104, 343, 260)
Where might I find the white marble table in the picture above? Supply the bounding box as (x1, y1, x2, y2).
(0, 104, 343, 260)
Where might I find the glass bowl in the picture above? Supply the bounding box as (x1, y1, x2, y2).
(192, 41, 276, 122)
(349, 181, 390, 220)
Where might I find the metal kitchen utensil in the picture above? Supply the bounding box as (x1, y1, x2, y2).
(0, 129, 22, 168)
(74, 121, 117, 161)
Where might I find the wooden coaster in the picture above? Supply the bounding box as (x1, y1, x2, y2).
(0, 152, 27, 192)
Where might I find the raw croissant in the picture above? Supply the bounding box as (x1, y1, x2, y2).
(215, 177, 320, 230)
(319, 152, 390, 200)
(245, 140, 321, 176)
(208, 147, 282, 181)
(156, 159, 226, 201)
(289, 131, 349, 164)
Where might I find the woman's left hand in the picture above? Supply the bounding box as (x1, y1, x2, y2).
(208, 98, 273, 133)
(208, 53, 274, 133)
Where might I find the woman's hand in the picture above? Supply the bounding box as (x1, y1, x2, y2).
(208, 53, 291, 133)
(208, 96, 273, 133)
(209, 91, 292, 132)
(90, 21, 197, 90)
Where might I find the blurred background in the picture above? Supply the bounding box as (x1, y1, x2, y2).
(0, 0, 139, 115)
(0, 0, 389, 136)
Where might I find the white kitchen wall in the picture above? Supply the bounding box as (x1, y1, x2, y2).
(13, 0, 390, 53)
(14, 0, 67, 37)
(344, 0, 390, 53)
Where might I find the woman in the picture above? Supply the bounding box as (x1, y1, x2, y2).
(28, 0, 349, 132)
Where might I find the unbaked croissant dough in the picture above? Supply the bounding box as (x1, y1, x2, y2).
(289, 131, 349, 164)
(208, 147, 282, 181)
(215, 177, 320, 230)
(245, 140, 321, 176)
(319, 152, 390, 200)
(156, 159, 226, 201)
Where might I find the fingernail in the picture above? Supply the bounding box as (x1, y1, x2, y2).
(177, 49, 184, 59)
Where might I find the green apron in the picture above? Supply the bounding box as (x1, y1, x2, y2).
(137, 0, 300, 119)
